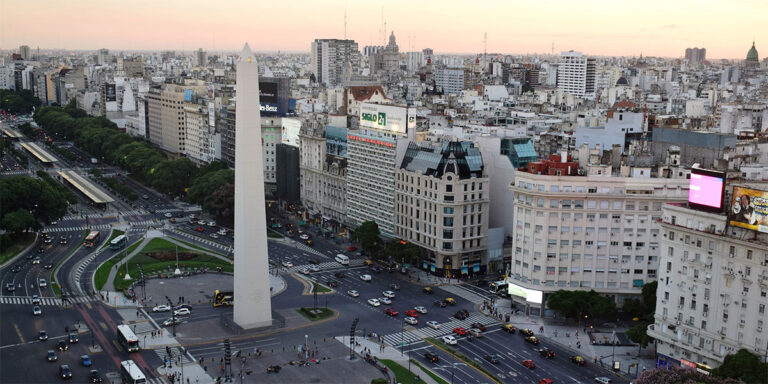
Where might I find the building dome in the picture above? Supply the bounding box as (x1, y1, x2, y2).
(615, 77, 629, 86)
(746, 41, 759, 62)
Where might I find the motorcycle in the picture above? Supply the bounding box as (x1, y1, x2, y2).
(266, 365, 281, 373)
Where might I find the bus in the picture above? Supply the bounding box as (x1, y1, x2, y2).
(120, 360, 146, 384)
(110, 234, 127, 250)
(335, 254, 349, 265)
(83, 231, 100, 247)
(116, 324, 140, 352)
(213, 290, 233, 307)
(489, 281, 508, 295)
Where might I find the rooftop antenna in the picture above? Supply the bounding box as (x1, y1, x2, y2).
(483, 32, 487, 64)
(344, 9, 347, 39)
(551, 41, 554, 55)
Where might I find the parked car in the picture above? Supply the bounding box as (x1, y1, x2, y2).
(347, 290, 359, 297)
(484, 354, 501, 364)
(424, 351, 439, 363)
(441, 335, 457, 345)
(453, 327, 468, 336)
(522, 359, 536, 369)
(426, 321, 440, 330)
(384, 308, 399, 317)
(404, 316, 418, 325)
(153, 305, 171, 312)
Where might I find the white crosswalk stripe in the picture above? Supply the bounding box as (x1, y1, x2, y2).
(439, 284, 490, 305)
(152, 346, 193, 364)
(0, 295, 63, 306)
(286, 259, 365, 273)
(379, 313, 499, 347)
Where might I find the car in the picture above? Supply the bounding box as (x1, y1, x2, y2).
(81, 355, 92, 367)
(299, 234, 310, 240)
(286, 230, 294, 237)
(57, 341, 68, 351)
(453, 327, 468, 336)
(308, 258, 320, 265)
(378, 297, 392, 305)
(570, 356, 586, 365)
(44, 237, 53, 244)
(207, 221, 217, 227)
(33, 306, 42, 316)
(164, 213, 173, 218)
(309, 265, 320, 272)
(11, 265, 21, 273)
(539, 380, 553, 384)
(163, 318, 181, 327)
(5, 283, 15, 292)
(474, 279, 488, 287)
(301, 268, 311, 275)
(27, 253, 35, 259)
(360, 274, 372, 282)
(142, 194, 149, 199)
(484, 354, 501, 364)
(39, 278, 47, 287)
(174, 304, 192, 311)
(281, 261, 294, 268)
(69, 332, 79, 343)
(347, 290, 359, 297)
(538, 348, 556, 359)
(88, 369, 103, 383)
(174, 308, 191, 316)
(367, 298, 381, 307)
(381, 290, 396, 299)
(414, 306, 428, 314)
(520, 328, 535, 337)
(453, 310, 469, 320)
(424, 351, 439, 363)
(347, 246, 358, 252)
(525, 336, 540, 345)
(153, 305, 171, 312)
(195, 226, 204, 232)
(210, 234, 220, 239)
(39, 330, 48, 341)
(47, 350, 58, 362)
(441, 335, 457, 345)
(594, 377, 612, 384)
(326, 280, 339, 288)
(389, 283, 400, 291)
(384, 308, 399, 317)
(434, 300, 447, 308)
(426, 321, 440, 330)
(32, 257, 40, 264)
(370, 266, 381, 273)
(469, 328, 484, 337)
(44, 264, 53, 269)
(444, 297, 457, 305)
(522, 359, 536, 369)
(502, 324, 517, 333)
(59, 237, 68, 245)
(334, 271, 346, 278)
(169, 218, 177, 223)
(405, 316, 418, 325)
(32, 295, 41, 305)
(470, 323, 487, 332)
(423, 286, 434, 294)
(59, 364, 73, 379)
(51, 221, 58, 225)
(405, 309, 419, 317)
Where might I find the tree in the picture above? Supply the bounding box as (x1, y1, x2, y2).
(546, 290, 616, 320)
(0, 176, 69, 225)
(0, 89, 41, 114)
(621, 298, 646, 319)
(626, 322, 652, 349)
(713, 349, 768, 384)
(641, 280, 658, 315)
(385, 240, 422, 264)
(521, 84, 535, 94)
(0, 209, 36, 234)
(207, 182, 235, 228)
(353, 221, 381, 256)
(635, 366, 741, 384)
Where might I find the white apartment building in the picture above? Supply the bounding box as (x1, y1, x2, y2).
(183, 101, 216, 165)
(299, 120, 348, 224)
(648, 199, 768, 369)
(262, 117, 282, 186)
(395, 141, 489, 277)
(434, 68, 465, 95)
(557, 51, 596, 100)
(310, 39, 360, 86)
(509, 158, 689, 315)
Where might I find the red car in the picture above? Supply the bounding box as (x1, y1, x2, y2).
(347, 246, 357, 252)
(470, 323, 487, 332)
(405, 309, 419, 317)
(539, 380, 553, 384)
(384, 308, 399, 317)
(453, 327, 468, 336)
(522, 360, 536, 369)
(195, 226, 204, 232)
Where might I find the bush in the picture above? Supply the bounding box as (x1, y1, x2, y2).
(370, 379, 388, 384)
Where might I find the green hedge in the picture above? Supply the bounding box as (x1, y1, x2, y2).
(296, 307, 334, 322)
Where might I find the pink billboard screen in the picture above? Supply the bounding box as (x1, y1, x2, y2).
(688, 173, 724, 208)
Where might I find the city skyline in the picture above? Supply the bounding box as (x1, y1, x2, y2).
(1, 0, 765, 59)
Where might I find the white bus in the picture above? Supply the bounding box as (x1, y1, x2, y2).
(489, 281, 508, 295)
(116, 324, 140, 352)
(110, 234, 127, 250)
(120, 360, 146, 384)
(335, 254, 349, 265)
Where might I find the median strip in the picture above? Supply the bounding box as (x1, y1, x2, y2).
(424, 337, 502, 384)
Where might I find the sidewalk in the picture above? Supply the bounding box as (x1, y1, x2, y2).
(335, 336, 445, 384)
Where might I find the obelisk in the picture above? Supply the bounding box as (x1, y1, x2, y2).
(233, 43, 272, 328)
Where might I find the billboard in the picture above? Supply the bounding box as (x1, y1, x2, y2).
(507, 282, 543, 304)
(729, 186, 768, 233)
(688, 167, 725, 212)
(105, 83, 116, 102)
(359, 103, 409, 134)
(259, 82, 278, 104)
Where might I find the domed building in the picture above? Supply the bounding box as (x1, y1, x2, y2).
(745, 41, 759, 68)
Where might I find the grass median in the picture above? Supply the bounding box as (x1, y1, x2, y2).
(410, 359, 449, 384)
(166, 236, 229, 259)
(378, 359, 426, 384)
(100, 229, 125, 250)
(93, 236, 143, 291)
(296, 307, 334, 322)
(425, 337, 502, 384)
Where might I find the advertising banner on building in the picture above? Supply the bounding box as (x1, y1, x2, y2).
(359, 103, 408, 134)
(105, 83, 116, 102)
(208, 102, 215, 127)
(259, 82, 278, 104)
(507, 282, 543, 304)
(729, 186, 768, 233)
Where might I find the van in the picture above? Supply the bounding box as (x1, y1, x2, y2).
(335, 254, 350, 265)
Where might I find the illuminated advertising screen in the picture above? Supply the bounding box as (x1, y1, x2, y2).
(729, 186, 768, 233)
(259, 82, 278, 104)
(105, 84, 116, 102)
(507, 282, 543, 304)
(359, 103, 408, 134)
(688, 167, 725, 212)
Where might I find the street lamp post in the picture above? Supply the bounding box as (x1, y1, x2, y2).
(451, 363, 456, 384)
(400, 317, 405, 356)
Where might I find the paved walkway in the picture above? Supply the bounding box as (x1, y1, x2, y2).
(335, 335, 444, 384)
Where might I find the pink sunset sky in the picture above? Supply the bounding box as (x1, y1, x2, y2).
(0, 0, 765, 59)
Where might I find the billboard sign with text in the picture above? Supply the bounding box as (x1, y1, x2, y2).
(729, 186, 768, 233)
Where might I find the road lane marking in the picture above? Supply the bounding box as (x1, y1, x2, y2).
(13, 324, 25, 343)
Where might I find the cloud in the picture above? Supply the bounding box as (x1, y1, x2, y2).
(661, 24, 680, 29)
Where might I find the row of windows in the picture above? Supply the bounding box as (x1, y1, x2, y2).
(517, 195, 660, 211)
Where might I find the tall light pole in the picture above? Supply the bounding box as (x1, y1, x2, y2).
(400, 316, 405, 356)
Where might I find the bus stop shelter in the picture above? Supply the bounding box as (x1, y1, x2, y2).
(57, 170, 114, 207)
(21, 142, 58, 165)
(1, 127, 23, 140)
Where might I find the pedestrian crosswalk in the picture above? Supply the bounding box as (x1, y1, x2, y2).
(46, 224, 112, 233)
(380, 312, 499, 347)
(0, 295, 96, 306)
(440, 284, 491, 305)
(152, 346, 194, 365)
(286, 259, 365, 273)
(289, 240, 325, 257)
(169, 229, 233, 253)
(1, 170, 30, 176)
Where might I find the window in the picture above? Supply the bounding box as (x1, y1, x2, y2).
(446, 185, 452, 192)
(443, 217, 453, 227)
(444, 207, 454, 214)
(442, 242, 452, 250)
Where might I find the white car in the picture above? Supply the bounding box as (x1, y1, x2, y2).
(164, 213, 173, 218)
(173, 308, 191, 316)
(163, 318, 180, 327)
(152, 305, 171, 312)
(382, 290, 395, 298)
(301, 268, 311, 275)
(360, 274, 372, 282)
(379, 297, 392, 305)
(309, 265, 320, 272)
(210, 234, 220, 239)
(594, 377, 612, 384)
(32, 257, 40, 265)
(414, 306, 428, 314)
(405, 316, 418, 325)
(347, 290, 359, 297)
(32, 295, 41, 305)
(39, 279, 47, 287)
(299, 234, 310, 240)
(281, 261, 294, 268)
(33, 306, 42, 316)
(441, 335, 457, 345)
(426, 321, 440, 330)
(367, 298, 381, 307)
(208, 221, 217, 227)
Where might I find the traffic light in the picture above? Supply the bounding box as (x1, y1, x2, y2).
(223, 338, 231, 364)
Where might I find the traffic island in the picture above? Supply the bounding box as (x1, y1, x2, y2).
(296, 307, 335, 322)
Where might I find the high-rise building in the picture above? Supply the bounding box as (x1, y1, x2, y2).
(196, 48, 207, 67)
(684, 47, 706, 64)
(18, 45, 30, 61)
(300, 120, 349, 225)
(395, 141, 489, 277)
(434, 68, 465, 95)
(310, 39, 359, 86)
(648, 185, 768, 369)
(146, 83, 207, 155)
(556, 51, 596, 100)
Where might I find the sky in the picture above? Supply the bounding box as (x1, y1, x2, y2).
(0, 0, 765, 59)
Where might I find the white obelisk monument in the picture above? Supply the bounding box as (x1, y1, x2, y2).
(233, 43, 272, 329)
